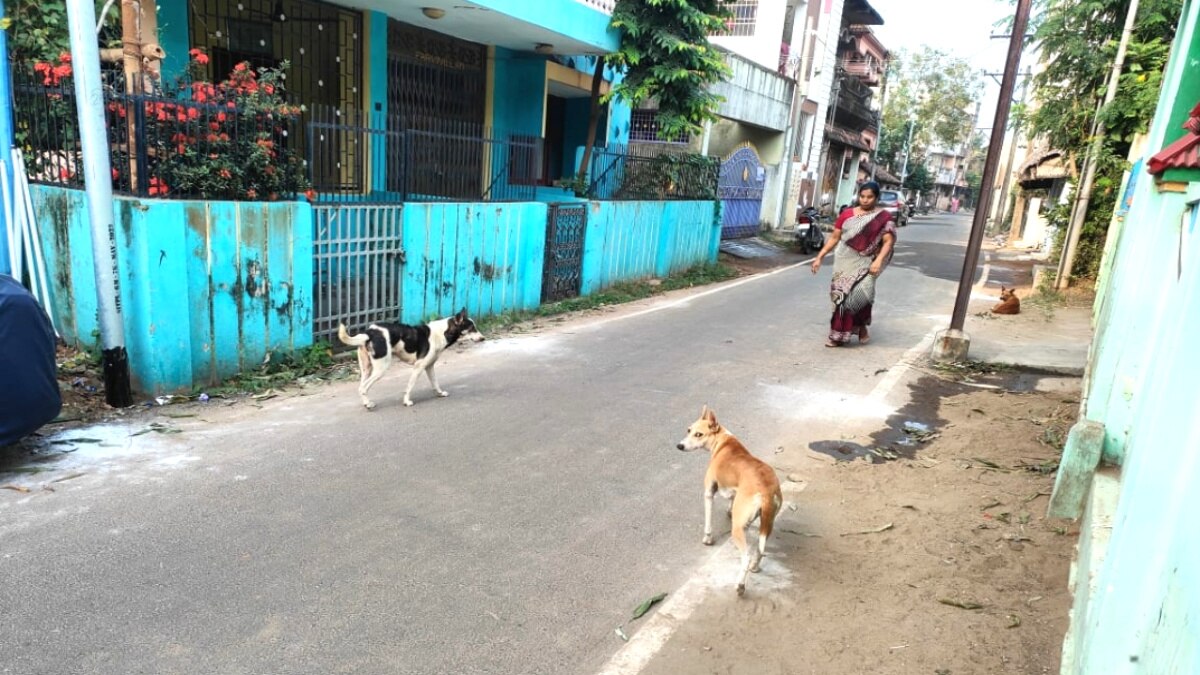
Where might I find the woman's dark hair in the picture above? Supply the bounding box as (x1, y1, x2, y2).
(858, 181, 881, 199)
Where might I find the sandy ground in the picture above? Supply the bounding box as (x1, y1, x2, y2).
(639, 372, 1078, 675)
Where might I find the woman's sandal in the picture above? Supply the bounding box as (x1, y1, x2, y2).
(858, 329, 871, 345)
(825, 340, 841, 348)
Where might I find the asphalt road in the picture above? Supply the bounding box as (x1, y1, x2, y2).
(0, 213, 974, 675)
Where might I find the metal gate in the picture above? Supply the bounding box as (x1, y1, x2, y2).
(718, 144, 766, 239)
(312, 204, 406, 343)
(542, 203, 587, 303)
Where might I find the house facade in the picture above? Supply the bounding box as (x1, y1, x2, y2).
(1053, 1, 1200, 671)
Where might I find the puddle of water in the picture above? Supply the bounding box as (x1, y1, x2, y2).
(0, 423, 179, 480)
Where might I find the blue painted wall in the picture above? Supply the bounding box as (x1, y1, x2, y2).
(31, 186, 313, 394)
(0, 0, 13, 275)
(469, 0, 620, 53)
(158, 0, 191, 83)
(366, 11, 389, 194)
(580, 200, 720, 294)
(492, 48, 548, 137)
(1061, 3, 1200, 672)
(401, 202, 548, 323)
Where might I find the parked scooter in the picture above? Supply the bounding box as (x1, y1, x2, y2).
(795, 205, 827, 254)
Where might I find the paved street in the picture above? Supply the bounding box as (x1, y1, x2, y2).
(2, 214, 977, 675)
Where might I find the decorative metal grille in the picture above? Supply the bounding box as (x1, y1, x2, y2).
(718, 145, 766, 239)
(387, 21, 487, 126)
(189, 0, 364, 188)
(312, 204, 405, 343)
(542, 204, 588, 303)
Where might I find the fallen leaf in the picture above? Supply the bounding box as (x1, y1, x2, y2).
(631, 593, 667, 620)
(938, 598, 984, 610)
(1, 485, 31, 493)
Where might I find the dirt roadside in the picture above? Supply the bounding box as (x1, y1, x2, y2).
(639, 371, 1077, 675)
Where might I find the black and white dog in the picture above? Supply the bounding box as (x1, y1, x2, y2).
(337, 308, 485, 410)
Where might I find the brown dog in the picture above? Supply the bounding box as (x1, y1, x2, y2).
(992, 287, 1021, 315)
(677, 406, 783, 596)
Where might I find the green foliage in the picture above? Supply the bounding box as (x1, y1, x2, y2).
(903, 162, 935, 194)
(606, 0, 733, 140)
(614, 153, 719, 199)
(1026, 0, 1181, 279)
(4, 0, 119, 65)
(878, 47, 982, 171)
(148, 53, 310, 200)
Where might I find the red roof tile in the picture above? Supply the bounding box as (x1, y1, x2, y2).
(1148, 101, 1200, 176)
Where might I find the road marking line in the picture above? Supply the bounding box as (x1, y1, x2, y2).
(595, 545, 729, 675)
(572, 259, 815, 332)
(866, 329, 938, 405)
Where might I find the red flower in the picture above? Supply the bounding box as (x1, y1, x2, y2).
(53, 64, 72, 79)
(263, 84, 274, 95)
(304, 189, 316, 202)
(148, 177, 168, 197)
(234, 62, 247, 72)
(189, 48, 210, 66)
(219, 169, 232, 179)
(59, 167, 70, 180)
(187, 107, 200, 120)
(58, 52, 71, 64)
(246, 188, 257, 199)
(216, 112, 227, 123)
(111, 168, 119, 181)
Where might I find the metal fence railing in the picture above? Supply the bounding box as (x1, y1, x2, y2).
(586, 146, 720, 201)
(12, 68, 306, 201)
(306, 108, 544, 204)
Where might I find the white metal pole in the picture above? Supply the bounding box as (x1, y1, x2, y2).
(1056, 0, 1140, 289)
(67, 0, 132, 406)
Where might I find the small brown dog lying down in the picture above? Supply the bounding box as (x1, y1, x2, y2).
(992, 287, 1021, 315)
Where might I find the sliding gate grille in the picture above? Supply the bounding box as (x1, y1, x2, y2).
(312, 204, 405, 342)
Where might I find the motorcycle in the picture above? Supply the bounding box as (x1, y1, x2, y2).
(794, 206, 827, 255)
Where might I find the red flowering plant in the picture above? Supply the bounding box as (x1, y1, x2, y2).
(13, 52, 80, 184)
(114, 50, 310, 200)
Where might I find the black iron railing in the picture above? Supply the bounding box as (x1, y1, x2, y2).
(586, 145, 720, 201)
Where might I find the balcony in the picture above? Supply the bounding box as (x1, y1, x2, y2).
(711, 49, 795, 132)
(833, 78, 876, 132)
(841, 56, 882, 85)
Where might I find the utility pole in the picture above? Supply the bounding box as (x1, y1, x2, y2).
(66, 0, 133, 407)
(933, 0, 1032, 362)
(989, 68, 1032, 233)
(1056, 0, 1139, 289)
(898, 116, 916, 187)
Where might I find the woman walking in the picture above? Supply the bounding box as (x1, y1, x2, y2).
(810, 182, 897, 347)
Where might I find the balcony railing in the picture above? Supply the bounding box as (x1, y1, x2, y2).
(575, 0, 615, 13)
(841, 57, 882, 85)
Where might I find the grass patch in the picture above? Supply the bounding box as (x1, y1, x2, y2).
(197, 341, 354, 397)
(477, 262, 738, 335)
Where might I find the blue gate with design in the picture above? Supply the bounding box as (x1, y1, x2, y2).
(718, 145, 766, 239)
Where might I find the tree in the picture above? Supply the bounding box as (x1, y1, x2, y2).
(576, 0, 732, 183)
(4, 0, 120, 65)
(1026, 0, 1181, 278)
(903, 162, 934, 195)
(877, 47, 982, 174)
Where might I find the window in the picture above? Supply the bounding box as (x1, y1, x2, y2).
(721, 1, 758, 37)
(629, 109, 689, 144)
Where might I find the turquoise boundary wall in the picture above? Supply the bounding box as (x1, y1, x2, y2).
(31, 186, 313, 395)
(581, 200, 721, 295)
(31, 185, 718, 393)
(400, 202, 548, 324)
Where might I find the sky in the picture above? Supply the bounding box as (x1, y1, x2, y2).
(866, 0, 1023, 141)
